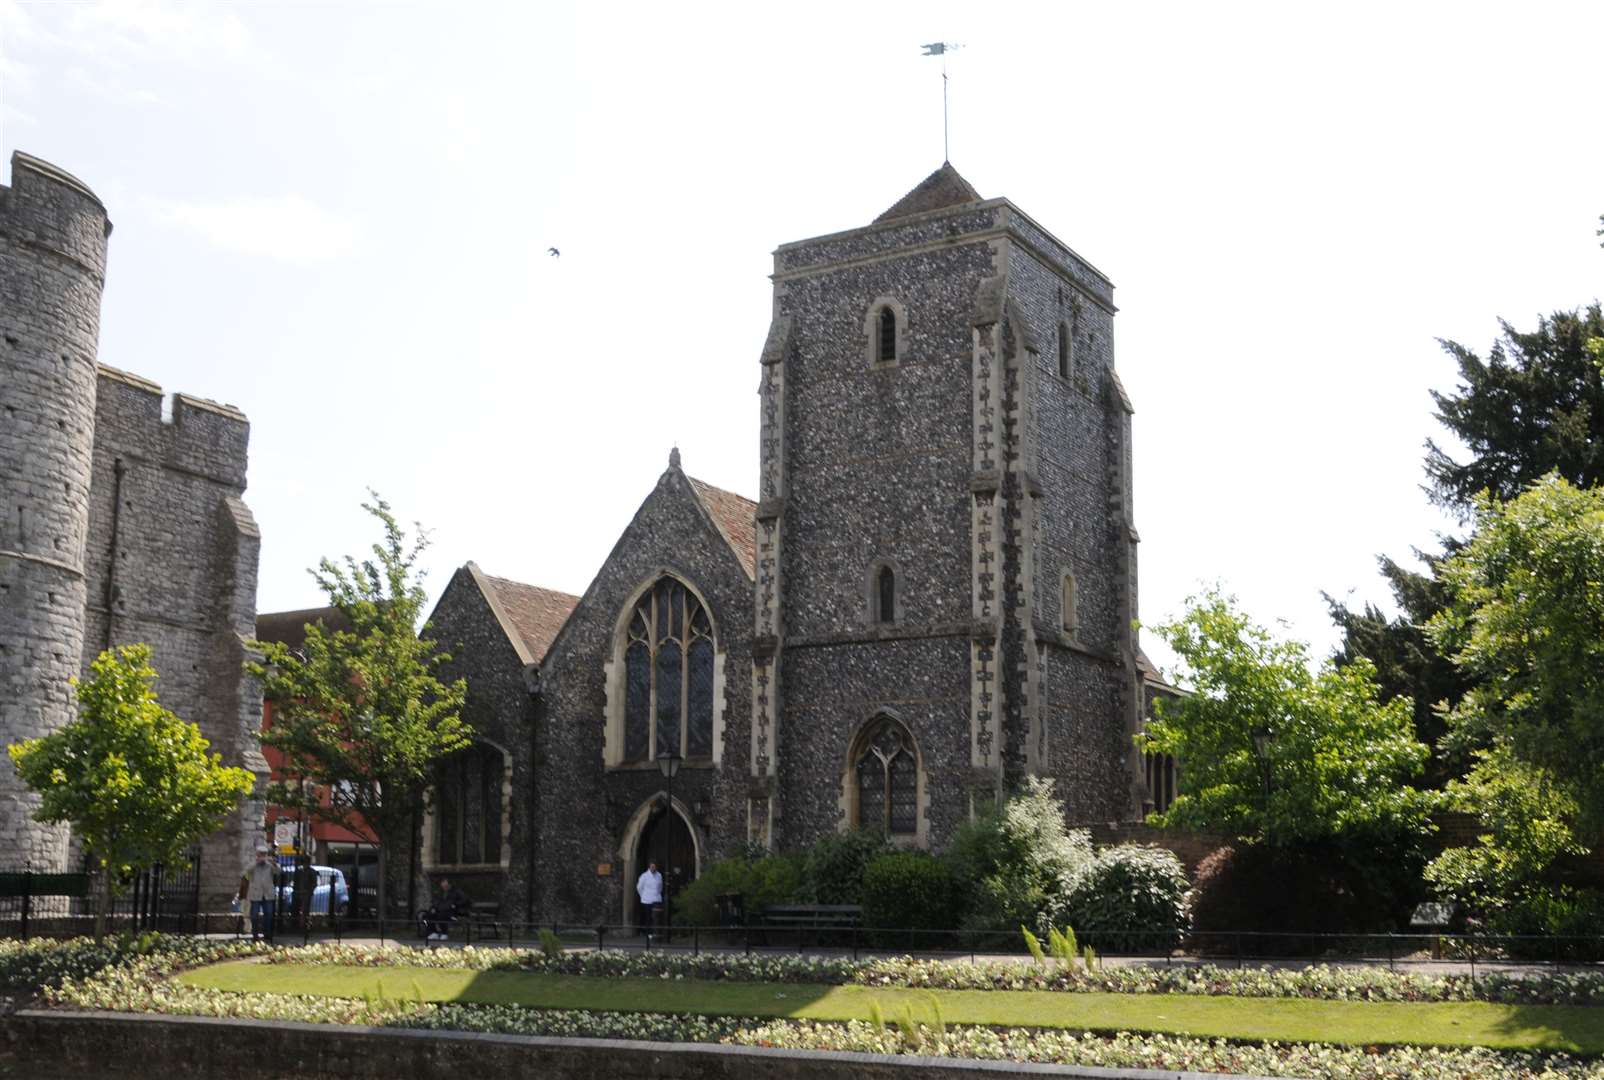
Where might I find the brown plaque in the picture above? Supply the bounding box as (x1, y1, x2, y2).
(596, 863, 612, 876)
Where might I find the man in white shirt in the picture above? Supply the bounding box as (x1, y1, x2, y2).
(236, 844, 279, 943)
(636, 860, 664, 938)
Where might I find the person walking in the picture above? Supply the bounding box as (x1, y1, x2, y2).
(636, 860, 664, 939)
(236, 844, 279, 943)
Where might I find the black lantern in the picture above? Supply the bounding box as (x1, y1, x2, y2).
(655, 749, 682, 942)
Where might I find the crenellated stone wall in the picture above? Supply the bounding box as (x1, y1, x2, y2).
(0, 151, 264, 898)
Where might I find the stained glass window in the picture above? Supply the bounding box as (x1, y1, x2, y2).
(853, 717, 917, 836)
(619, 577, 718, 763)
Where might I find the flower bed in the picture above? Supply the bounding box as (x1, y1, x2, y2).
(261, 942, 1604, 1006)
(28, 937, 1604, 1079)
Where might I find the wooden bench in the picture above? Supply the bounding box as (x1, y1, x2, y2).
(760, 904, 862, 931)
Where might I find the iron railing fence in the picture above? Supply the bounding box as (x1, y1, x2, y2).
(160, 912, 1604, 969)
(0, 852, 201, 940)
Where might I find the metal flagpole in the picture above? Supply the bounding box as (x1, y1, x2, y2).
(922, 43, 961, 163)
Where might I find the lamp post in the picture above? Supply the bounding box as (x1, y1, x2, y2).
(1249, 725, 1274, 840)
(656, 749, 681, 942)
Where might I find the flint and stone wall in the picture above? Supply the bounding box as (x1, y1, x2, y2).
(423, 568, 536, 919)
(534, 466, 753, 923)
(758, 196, 1142, 851)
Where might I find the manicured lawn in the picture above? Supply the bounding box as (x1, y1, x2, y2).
(177, 961, 1604, 1054)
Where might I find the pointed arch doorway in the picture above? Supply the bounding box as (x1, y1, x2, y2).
(621, 797, 700, 929)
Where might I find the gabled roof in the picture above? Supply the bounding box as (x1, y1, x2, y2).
(874, 162, 983, 223)
(688, 475, 757, 579)
(464, 563, 578, 666)
(255, 606, 353, 651)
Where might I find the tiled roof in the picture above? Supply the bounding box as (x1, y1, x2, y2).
(473, 569, 579, 664)
(874, 162, 983, 223)
(254, 606, 353, 651)
(688, 476, 757, 579)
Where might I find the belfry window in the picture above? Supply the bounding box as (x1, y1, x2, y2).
(623, 577, 715, 763)
(853, 716, 917, 835)
(877, 307, 897, 363)
(1058, 321, 1073, 379)
(876, 565, 895, 625)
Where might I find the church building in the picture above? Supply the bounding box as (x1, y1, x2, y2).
(424, 164, 1158, 925)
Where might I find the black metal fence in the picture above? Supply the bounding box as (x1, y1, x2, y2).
(164, 911, 1604, 969)
(0, 851, 201, 939)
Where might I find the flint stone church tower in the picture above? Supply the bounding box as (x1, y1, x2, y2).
(428, 164, 1157, 924)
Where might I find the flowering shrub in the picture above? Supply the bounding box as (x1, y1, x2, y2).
(1038, 844, 1190, 951)
(398, 1004, 745, 1042)
(0, 934, 263, 994)
(728, 1020, 1604, 1079)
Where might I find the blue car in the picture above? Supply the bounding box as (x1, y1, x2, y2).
(274, 864, 350, 916)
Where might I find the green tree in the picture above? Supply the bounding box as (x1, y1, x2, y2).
(1425, 303, 1604, 515)
(1322, 548, 1470, 786)
(1140, 589, 1435, 848)
(1423, 746, 1583, 916)
(7, 644, 256, 938)
(1429, 475, 1604, 830)
(247, 494, 468, 921)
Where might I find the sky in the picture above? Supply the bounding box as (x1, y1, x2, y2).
(3, 0, 1601, 677)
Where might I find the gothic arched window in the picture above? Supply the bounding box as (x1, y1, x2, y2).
(853, 716, 917, 835)
(878, 306, 897, 363)
(433, 742, 505, 866)
(1058, 321, 1073, 379)
(623, 577, 716, 763)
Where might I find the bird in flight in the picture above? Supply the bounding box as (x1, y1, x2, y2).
(548, 246, 561, 257)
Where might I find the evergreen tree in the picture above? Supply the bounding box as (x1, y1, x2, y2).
(1425, 303, 1604, 515)
(1322, 549, 1470, 787)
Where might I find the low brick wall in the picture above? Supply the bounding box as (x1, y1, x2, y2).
(8, 1010, 1284, 1080)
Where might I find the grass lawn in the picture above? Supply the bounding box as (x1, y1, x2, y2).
(177, 961, 1604, 1054)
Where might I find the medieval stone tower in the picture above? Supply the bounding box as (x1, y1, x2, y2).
(749, 164, 1147, 852)
(0, 152, 266, 898)
(0, 153, 110, 869)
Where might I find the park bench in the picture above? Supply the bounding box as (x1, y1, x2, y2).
(760, 904, 862, 931)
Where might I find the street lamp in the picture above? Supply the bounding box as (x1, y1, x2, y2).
(1248, 725, 1275, 815)
(656, 749, 682, 942)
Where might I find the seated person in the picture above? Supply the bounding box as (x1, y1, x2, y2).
(419, 876, 469, 941)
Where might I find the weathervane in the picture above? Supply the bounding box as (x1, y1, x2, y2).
(921, 42, 962, 163)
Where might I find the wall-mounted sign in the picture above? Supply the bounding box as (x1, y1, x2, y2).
(596, 863, 612, 876)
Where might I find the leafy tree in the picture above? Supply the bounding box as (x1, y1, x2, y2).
(247, 494, 468, 921)
(1429, 475, 1604, 830)
(8, 645, 256, 938)
(1322, 548, 1471, 786)
(1140, 589, 1435, 849)
(1425, 303, 1604, 515)
(1423, 746, 1583, 916)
